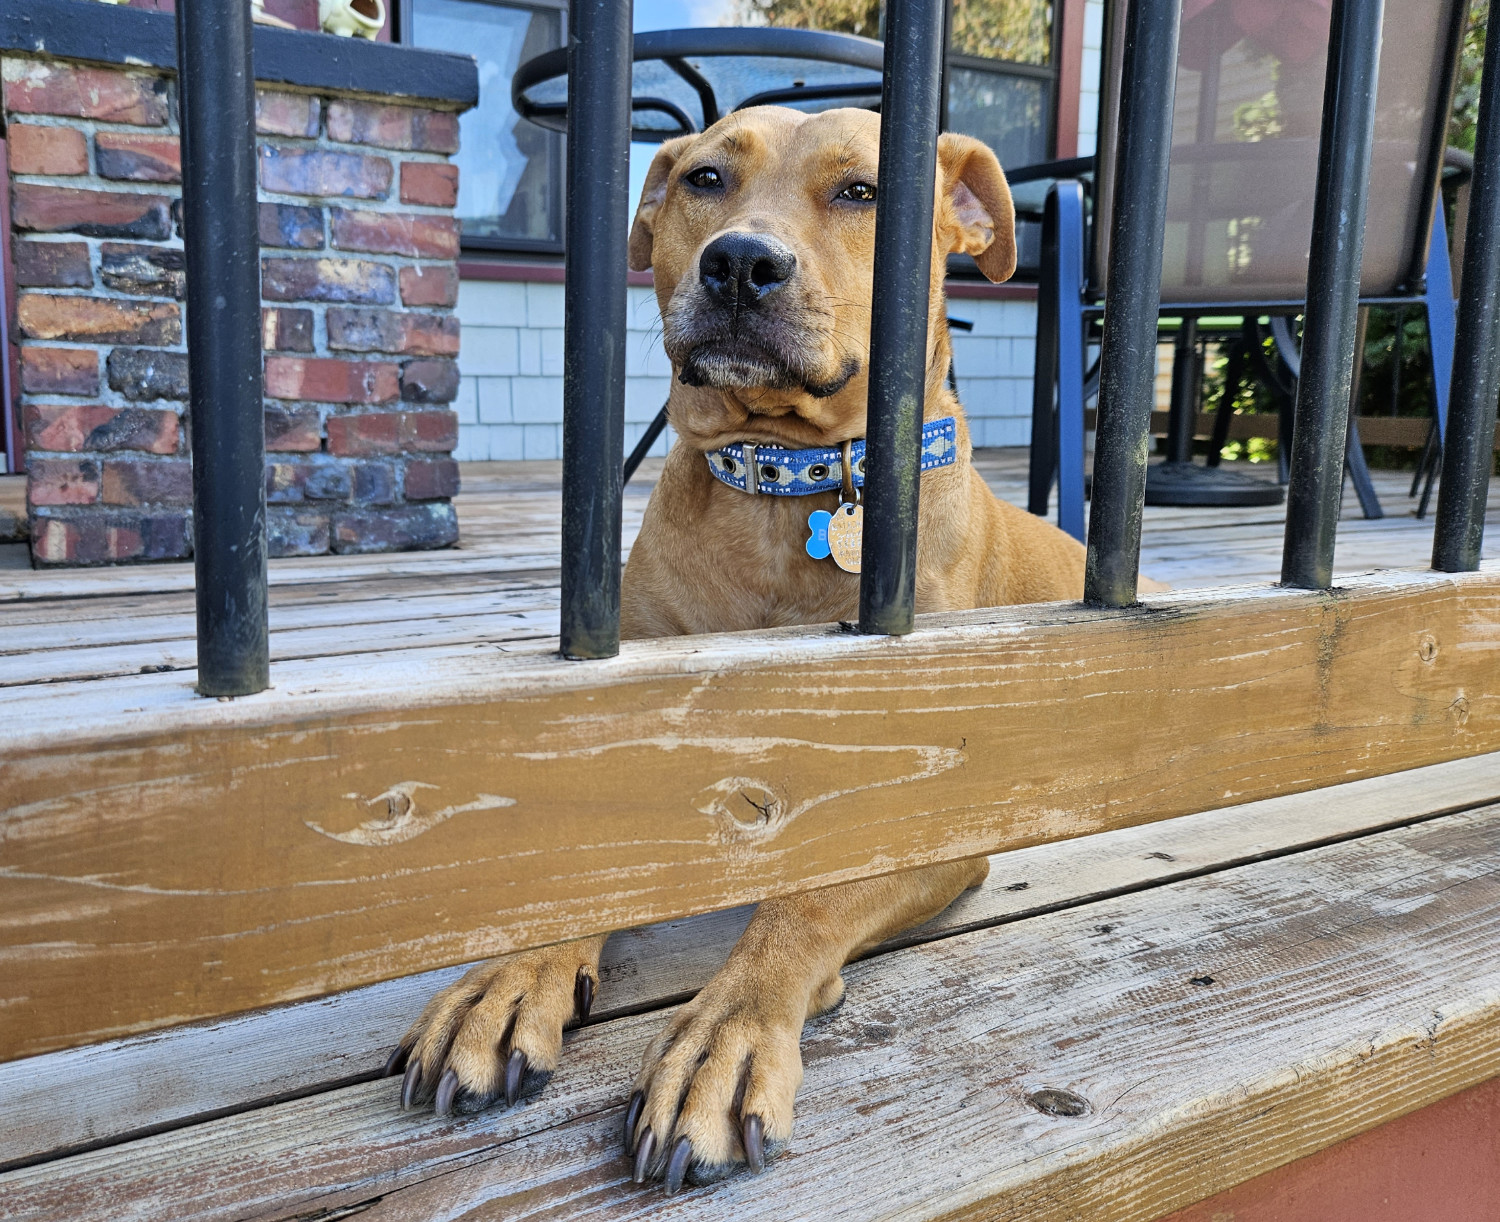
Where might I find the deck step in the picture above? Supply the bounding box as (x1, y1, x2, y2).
(4, 749, 1497, 1172)
(4, 799, 1499, 1221)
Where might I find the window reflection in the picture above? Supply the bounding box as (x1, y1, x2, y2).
(417, 0, 1058, 254)
(412, 0, 563, 249)
(947, 66, 1050, 168)
(1098, 0, 1452, 300)
(950, 0, 1052, 67)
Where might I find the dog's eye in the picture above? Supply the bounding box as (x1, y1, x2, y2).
(685, 167, 723, 190)
(838, 182, 877, 203)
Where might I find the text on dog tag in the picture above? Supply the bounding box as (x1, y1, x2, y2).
(826, 502, 862, 573)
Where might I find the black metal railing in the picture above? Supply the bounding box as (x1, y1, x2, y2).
(1280, 0, 1386, 590)
(177, 0, 268, 696)
(1080, 0, 1181, 608)
(179, 0, 1499, 690)
(558, 0, 633, 660)
(1434, 0, 1500, 572)
(858, 0, 947, 635)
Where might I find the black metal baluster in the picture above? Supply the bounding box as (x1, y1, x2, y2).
(177, 0, 268, 696)
(1280, 0, 1385, 589)
(859, 0, 946, 635)
(1082, 0, 1183, 608)
(1433, 10, 1500, 572)
(560, 0, 633, 658)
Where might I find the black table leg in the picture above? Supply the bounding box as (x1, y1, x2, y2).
(1145, 318, 1285, 507)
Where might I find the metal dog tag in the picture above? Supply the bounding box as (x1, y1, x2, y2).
(825, 503, 863, 573)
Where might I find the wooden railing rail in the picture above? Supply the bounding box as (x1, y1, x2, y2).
(2, 565, 1498, 1060)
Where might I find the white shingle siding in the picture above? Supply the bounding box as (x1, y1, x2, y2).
(455, 281, 678, 461)
(1077, 0, 1106, 158)
(456, 282, 1037, 459)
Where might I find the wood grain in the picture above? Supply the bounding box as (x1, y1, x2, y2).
(6, 748, 1494, 1169)
(2, 567, 1498, 1061)
(3, 805, 1498, 1222)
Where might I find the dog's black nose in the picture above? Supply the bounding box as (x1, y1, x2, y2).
(698, 232, 797, 308)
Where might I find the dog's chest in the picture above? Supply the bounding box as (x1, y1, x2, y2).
(654, 485, 860, 632)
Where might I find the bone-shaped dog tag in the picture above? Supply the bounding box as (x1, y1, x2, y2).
(826, 502, 862, 573)
(805, 509, 833, 559)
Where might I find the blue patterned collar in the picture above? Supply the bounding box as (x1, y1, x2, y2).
(704, 416, 958, 497)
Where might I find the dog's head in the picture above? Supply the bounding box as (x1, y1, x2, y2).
(629, 106, 1015, 451)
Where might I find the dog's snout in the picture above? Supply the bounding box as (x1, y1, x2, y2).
(699, 232, 797, 308)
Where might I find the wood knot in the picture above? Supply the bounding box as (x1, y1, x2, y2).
(695, 777, 786, 836)
(1027, 1088, 1090, 1118)
(1418, 634, 1439, 664)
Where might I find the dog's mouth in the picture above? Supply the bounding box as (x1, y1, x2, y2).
(676, 341, 859, 400)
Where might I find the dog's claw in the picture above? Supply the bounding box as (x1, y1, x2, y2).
(664, 1136, 693, 1194)
(503, 1048, 526, 1106)
(383, 1043, 409, 1077)
(400, 1058, 423, 1110)
(742, 1113, 765, 1173)
(633, 1126, 656, 1183)
(623, 1090, 644, 1150)
(434, 1067, 461, 1116)
(576, 970, 595, 1023)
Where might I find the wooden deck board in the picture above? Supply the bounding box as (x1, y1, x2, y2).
(4, 801, 1499, 1222)
(3, 450, 1496, 628)
(5, 749, 1495, 1170)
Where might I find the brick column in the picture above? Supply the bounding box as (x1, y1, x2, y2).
(4, 55, 467, 566)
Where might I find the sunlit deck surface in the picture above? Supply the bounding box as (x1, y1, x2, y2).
(3, 450, 1496, 688)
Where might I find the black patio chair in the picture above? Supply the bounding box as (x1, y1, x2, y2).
(1023, 0, 1469, 540)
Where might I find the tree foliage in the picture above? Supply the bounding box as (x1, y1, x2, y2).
(730, 0, 1051, 65)
(731, 0, 882, 39)
(1450, 1, 1489, 152)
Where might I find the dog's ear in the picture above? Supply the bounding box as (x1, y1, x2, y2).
(936, 133, 1016, 283)
(628, 135, 695, 272)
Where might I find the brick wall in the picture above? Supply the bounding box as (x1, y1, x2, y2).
(6, 54, 467, 566)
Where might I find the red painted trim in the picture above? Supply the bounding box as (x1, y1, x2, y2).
(1054, 0, 1087, 160)
(1160, 1075, 1500, 1222)
(945, 281, 1038, 300)
(458, 258, 1037, 301)
(459, 258, 565, 283)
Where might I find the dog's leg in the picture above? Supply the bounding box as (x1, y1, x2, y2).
(386, 933, 607, 1115)
(626, 857, 989, 1190)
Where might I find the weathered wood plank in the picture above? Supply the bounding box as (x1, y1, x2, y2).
(0, 609, 559, 687)
(5, 749, 1494, 1169)
(3, 806, 1498, 1222)
(1, 567, 1497, 1061)
(0, 577, 561, 642)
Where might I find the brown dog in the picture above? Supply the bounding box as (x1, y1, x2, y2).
(388, 105, 1090, 1191)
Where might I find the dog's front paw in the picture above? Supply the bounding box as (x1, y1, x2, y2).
(625, 963, 838, 1192)
(384, 937, 602, 1116)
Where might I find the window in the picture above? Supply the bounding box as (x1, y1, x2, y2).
(945, 0, 1057, 171)
(722, 0, 1059, 169)
(410, 0, 1057, 255)
(407, 0, 566, 251)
